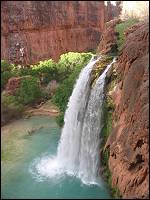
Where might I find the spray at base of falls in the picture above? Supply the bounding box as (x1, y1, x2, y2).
(30, 56, 116, 185)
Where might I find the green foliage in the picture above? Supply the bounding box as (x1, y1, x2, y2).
(1, 94, 24, 122)
(91, 56, 114, 87)
(111, 186, 122, 199)
(100, 64, 122, 199)
(1, 71, 13, 90)
(1, 52, 92, 126)
(10, 53, 92, 87)
(56, 113, 64, 127)
(57, 52, 92, 81)
(31, 59, 58, 84)
(2, 94, 23, 111)
(52, 52, 92, 126)
(101, 100, 113, 148)
(52, 67, 81, 112)
(1, 60, 16, 90)
(115, 18, 139, 51)
(1, 60, 12, 72)
(15, 77, 43, 105)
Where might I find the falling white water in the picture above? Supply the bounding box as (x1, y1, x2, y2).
(57, 56, 116, 183)
(78, 58, 116, 184)
(30, 56, 116, 185)
(56, 55, 101, 175)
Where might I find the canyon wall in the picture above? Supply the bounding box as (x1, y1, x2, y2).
(104, 21, 149, 198)
(105, 1, 122, 22)
(97, 18, 120, 55)
(1, 1, 105, 65)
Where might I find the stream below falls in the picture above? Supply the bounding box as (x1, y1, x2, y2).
(1, 116, 111, 199)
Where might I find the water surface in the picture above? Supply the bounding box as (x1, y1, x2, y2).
(1, 116, 111, 199)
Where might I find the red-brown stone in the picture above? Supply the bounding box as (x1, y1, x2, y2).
(97, 18, 121, 55)
(105, 1, 122, 22)
(1, 1, 105, 65)
(105, 21, 149, 199)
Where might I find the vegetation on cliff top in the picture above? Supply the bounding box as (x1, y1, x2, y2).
(115, 18, 139, 51)
(90, 56, 113, 88)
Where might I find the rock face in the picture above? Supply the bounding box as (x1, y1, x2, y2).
(105, 21, 149, 199)
(1, 1, 105, 65)
(105, 1, 122, 22)
(97, 18, 121, 55)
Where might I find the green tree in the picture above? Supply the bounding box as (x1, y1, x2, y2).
(16, 76, 43, 105)
(1, 60, 15, 90)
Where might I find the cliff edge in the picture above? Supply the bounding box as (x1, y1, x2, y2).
(105, 21, 149, 199)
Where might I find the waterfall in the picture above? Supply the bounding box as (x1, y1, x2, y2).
(56, 57, 116, 183)
(78, 58, 116, 184)
(56, 56, 100, 175)
(31, 56, 116, 185)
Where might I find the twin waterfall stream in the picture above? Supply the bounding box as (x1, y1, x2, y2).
(33, 56, 116, 186)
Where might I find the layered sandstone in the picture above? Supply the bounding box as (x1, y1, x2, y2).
(1, 1, 105, 65)
(105, 21, 149, 198)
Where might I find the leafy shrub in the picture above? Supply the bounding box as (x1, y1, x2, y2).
(1, 52, 92, 91)
(15, 76, 43, 105)
(56, 113, 64, 127)
(2, 94, 23, 111)
(30, 59, 58, 84)
(115, 18, 139, 51)
(1, 94, 24, 125)
(1, 71, 14, 90)
(57, 52, 92, 81)
(1, 60, 12, 72)
(52, 52, 92, 126)
(1, 52, 92, 126)
(1, 60, 15, 90)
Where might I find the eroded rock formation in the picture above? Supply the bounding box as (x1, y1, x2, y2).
(1, 1, 105, 65)
(97, 18, 121, 55)
(105, 21, 149, 199)
(105, 1, 122, 22)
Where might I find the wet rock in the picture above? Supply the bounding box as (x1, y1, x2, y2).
(105, 21, 149, 198)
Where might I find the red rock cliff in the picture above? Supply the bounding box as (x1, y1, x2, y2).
(105, 21, 149, 199)
(105, 1, 122, 22)
(1, 1, 105, 65)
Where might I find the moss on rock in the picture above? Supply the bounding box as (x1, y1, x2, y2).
(91, 55, 114, 87)
(100, 58, 122, 199)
